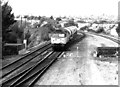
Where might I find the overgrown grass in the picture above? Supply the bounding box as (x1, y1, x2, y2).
(26, 24, 54, 48)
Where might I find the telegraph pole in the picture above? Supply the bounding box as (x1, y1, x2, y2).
(21, 15, 22, 27)
(77, 46, 79, 57)
(118, 1, 120, 21)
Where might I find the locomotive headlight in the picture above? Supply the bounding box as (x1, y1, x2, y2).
(59, 34, 65, 37)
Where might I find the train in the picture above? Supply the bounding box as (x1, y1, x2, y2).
(50, 26, 78, 50)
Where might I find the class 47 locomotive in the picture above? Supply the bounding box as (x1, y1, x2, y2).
(49, 26, 78, 50)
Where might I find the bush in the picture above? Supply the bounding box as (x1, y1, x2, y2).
(39, 23, 55, 41)
(9, 22, 24, 43)
(40, 26, 51, 41)
(24, 30, 31, 45)
(80, 26, 88, 31)
(5, 31, 17, 43)
(42, 23, 55, 33)
(56, 17, 62, 21)
(27, 23, 54, 48)
(96, 27, 105, 33)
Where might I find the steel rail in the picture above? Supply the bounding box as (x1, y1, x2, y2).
(86, 32, 120, 44)
(1, 51, 54, 87)
(1, 44, 51, 78)
(1, 42, 50, 70)
(14, 52, 62, 87)
(1, 50, 51, 84)
(27, 52, 62, 87)
(2, 52, 62, 87)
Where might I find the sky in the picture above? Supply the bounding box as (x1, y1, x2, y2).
(5, 0, 120, 17)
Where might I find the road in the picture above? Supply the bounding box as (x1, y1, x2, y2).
(35, 33, 118, 85)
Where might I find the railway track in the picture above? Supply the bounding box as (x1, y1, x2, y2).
(1, 42, 51, 79)
(1, 42, 51, 78)
(93, 34, 120, 45)
(1, 41, 63, 87)
(2, 51, 62, 87)
(86, 32, 120, 45)
(2, 42, 50, 69)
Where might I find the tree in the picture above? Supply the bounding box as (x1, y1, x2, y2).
(2, 1, 16, 42)
(34, 16, 38, 20)
(10, 22, 24, 40)
(56, 17, 61, 21)
(50, 16, 54, 19)
(16, 15, 20, 18)
(30, 15, 34, 20)
(29, 15, 34, 26)
(38, 16, 41, 20)
(23, 15, 28, 19)
(23, 15, 28, 28)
